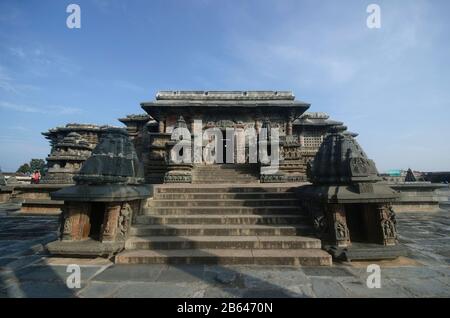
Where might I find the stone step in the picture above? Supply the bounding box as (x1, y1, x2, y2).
(143, 206, 301, 215)
(148, 198, 300, 207)
(193, 169, 258, 174)
(125, 235, 321, 250)
(193, 165, 259, 171)
(192, 180, 259, 184)
(193, 171, 258, 175)
(129, 224, 313, 236)
(135, 214, 308, 225)
(191, 178, 260, 182)
(153, 192, 297, 200)
(20, 199, 63, 215)
(193, 172, 258, 176)
(155, 186, 297, 193)
(115, 249, 332, 266)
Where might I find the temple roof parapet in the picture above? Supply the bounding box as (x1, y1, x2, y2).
(142, 90, 310, 121)
(294, 112, 343, 127)
(42, 123, 105, 139)
(155, 90, 295, 101)
(118, 114, 153, 123)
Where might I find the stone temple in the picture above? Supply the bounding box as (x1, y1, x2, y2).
(4, 89, 445, 265)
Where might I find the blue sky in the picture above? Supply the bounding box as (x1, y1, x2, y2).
(0, 0, 449, 172)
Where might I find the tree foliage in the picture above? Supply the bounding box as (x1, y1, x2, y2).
(17, 163, 31, 174)
(16, 159, 46, 174)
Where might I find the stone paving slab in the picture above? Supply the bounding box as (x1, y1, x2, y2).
(112, 282, 209, 298)
(0, 203, 449, 298)
(77, 281, 124, 298)
(93, 264, 166, 282)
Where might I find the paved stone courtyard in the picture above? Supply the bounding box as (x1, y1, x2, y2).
(0, 203, 449, 298)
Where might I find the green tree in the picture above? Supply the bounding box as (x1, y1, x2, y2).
(29, 159, 46, 174)
(17, 163, 31, 174)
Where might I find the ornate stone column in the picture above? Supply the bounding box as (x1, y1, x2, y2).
(286, 115, 294, 136)
(254, 118, 261, 134)
(101, 203, 121, 242)
(158, 117, 166, 133)
(327, 204, 351, 247)
(377, 204, 398, 246)
(61, 202, 91, 241)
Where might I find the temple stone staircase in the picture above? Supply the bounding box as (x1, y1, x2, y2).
(115, 184, 332, 265)
(192, 164, 260, 184)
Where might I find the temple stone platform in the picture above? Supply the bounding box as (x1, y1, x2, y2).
(116, 183, 332, 266)
(388, 182, 449, 213)
(2, 184, 68, 215)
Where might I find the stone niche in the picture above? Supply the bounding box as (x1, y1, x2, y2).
(299, 126, 406, 261)
(46, 127, 150, 257)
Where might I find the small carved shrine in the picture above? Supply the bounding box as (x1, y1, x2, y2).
(41, 132, 93, 184)
(46, 127, 150, 257)
(299, 125, 405, 261)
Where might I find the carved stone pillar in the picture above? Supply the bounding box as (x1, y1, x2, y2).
(101, 203, 121, 242)
(286, 116, 294, 136)
(254, 119, 260, 134)
(377, 204, 398, 246)
(327, 204, 350, 247)
(61, 202, 91, 241)
(189, 117, 196, 134)
(158, 118, 165, 133)
(60, 206, 73, 241)
(117, 203, 132, 241)
(299, 134, 305, 147)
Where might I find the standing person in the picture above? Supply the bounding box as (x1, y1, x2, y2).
(32, 170, 40, 184)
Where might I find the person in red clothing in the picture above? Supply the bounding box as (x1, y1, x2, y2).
(32, 170, 41, 184)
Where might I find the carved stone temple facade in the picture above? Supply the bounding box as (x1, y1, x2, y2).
(43, 90, 409, 263)
(40, 92, 349, 185)
(116, 91, 350, 184)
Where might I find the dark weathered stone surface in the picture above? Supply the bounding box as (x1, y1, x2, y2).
(299, 126, 403, 260)
(405, 168, 417, 182)
(0, 169, 6, 186)
(74, 127, 144, 185)
(51, 127, 150, 201)
(41, 132, 93, 184)
(46, 240, 124, 257)
(309, 125, 384, 186)
(47, 127, 150, 258)
(0, 208, 449, 298)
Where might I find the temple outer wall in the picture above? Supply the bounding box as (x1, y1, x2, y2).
(295, 182, 449, 214)
(0, 187, 13, 203)
(388, 182, 449, 213)
(7, 184, 69, 215)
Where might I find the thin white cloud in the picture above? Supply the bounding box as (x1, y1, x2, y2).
(0, 64, 40, 94)
(0, 101, 82, 115)
(4, 45, 81, 77)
